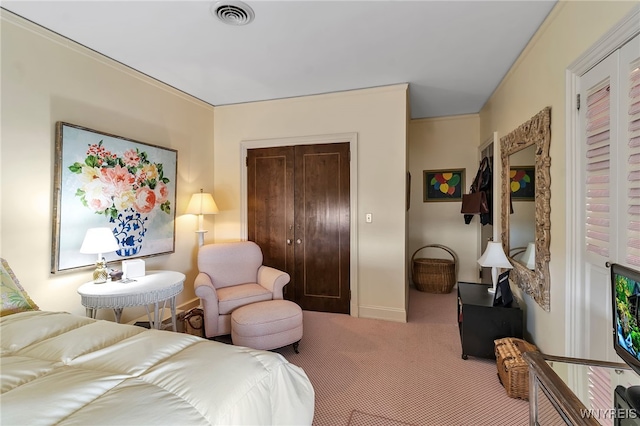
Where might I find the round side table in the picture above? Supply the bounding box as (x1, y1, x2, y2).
(77, 270, 185, 331)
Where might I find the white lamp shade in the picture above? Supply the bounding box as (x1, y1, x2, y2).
(477, 241, 513, 269)
(186, 192, 219, 215)
(522, 242, 536, 270)
(80, 227, 119, 254)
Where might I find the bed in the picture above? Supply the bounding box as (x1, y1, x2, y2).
(0, 260, 314, 425)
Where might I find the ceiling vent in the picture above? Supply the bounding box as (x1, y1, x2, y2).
(211, 1, 255, 26)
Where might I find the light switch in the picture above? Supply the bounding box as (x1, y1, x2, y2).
(365, 213, 372, 223)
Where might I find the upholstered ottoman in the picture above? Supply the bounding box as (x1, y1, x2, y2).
(231, 300, 303, 353)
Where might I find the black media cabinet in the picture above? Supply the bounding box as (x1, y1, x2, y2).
(457, 282, 524, 360)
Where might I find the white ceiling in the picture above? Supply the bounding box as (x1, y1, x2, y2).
(1, 0, 556, 119)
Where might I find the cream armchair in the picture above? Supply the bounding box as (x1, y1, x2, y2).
(194, 241, 290, 338)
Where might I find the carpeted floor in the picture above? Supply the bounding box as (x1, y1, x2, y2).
(273, 286, 529, 426)
(348, 410, 417, 426)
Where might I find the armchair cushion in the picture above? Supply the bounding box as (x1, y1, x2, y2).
(217, 283, 272, 315)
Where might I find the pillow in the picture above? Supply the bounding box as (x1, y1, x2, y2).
(1, 258, 39, 316)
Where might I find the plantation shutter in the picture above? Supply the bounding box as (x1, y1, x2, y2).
(627, 59, 640, 267)
(585, 81, 612, 259)
(588, 366, 613, 426)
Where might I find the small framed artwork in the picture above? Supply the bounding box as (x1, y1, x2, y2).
(510, 166, 535, 201)
(423, 169, 465, 202)
(493, 270, 513, 307)
(52, 122, 178, 273)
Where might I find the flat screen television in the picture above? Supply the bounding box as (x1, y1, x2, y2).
(612, 263, 640, 376)
(611, 263, 640, 413)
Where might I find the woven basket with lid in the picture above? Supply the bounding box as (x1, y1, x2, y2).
(494, 337, 539, 400)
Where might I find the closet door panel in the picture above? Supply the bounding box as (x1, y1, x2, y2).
(294, 143, 350, 313)
(579, 50, 618, 361)
(247, 146, 295, 287)
(619, 36, 640, 268)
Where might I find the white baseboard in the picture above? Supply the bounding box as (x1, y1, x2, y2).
(127, 309, 185, 326)
(126, 297, 201, 326)
(178, 297, 201, 312)
(358, 305, 407, 323)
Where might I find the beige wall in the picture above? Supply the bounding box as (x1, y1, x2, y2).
(479, 1, 637, 354)
(1, 8, 409, 324)
(3, 0, 634, 349)
(212, 85, 409, 321)
(408, 115, 481, 283)
(0, 11, 215, 322)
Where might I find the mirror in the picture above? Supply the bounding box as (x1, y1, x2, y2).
(501, 107, 551, 311)
(509, 144, 536, 267)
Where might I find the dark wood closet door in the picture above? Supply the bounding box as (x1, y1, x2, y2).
(247, 143, 350, 314)
(247, 147, 295, 285)
(293, 143, 350, 313)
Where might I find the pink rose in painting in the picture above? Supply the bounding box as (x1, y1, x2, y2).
(99, 165, 135, 197)
(155, 181, 168, 204)
(82, 178, 111, 213)
(122, 149, 140, 167)
(86, 194, 111, 213)
(133, 187, 156, 213)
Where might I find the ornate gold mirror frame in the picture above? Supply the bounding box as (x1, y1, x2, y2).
(501, 107, 551, 311)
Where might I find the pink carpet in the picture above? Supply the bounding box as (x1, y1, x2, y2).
(275, 287, 529, 425)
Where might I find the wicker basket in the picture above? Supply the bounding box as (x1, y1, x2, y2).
(411, 244, 457, 293)
(494, 337, 539, 400)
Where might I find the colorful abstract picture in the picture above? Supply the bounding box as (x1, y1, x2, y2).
(52, 122, 177, 272)
(510, 166, 535, 201)
(423, 169, 465, 202)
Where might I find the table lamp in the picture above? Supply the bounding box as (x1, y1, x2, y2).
(186, 189, 219, 246)
(478, 241, 513, 293)
(521, 242, 536, 270)
(80, 227, 119, 283)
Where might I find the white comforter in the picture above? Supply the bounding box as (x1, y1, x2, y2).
(1, 311, 314, 425)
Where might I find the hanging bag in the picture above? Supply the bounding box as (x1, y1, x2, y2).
(461, 190, 489, 214)
(461, 157, 490, 215)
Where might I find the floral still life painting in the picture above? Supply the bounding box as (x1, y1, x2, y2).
(52, 122, 177, 272)
(423, 169, 465, 202)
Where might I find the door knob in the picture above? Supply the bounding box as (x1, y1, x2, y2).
(287, 239, 292, 245)
(296, 239, 302, 244)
